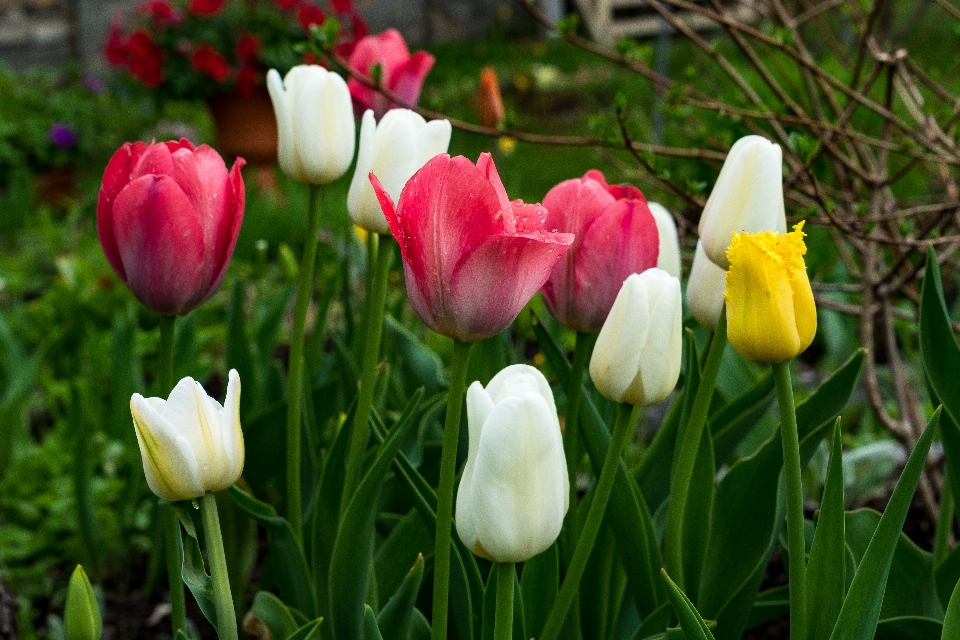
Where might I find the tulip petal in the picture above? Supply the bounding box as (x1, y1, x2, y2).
(462, 394, 568, 563)
(590, 274, 652, 404)
(573, 198, 659, 331)
(131, 393, 204, 501)
(687, 240, 726, 331)
(632, 275, 682, 405)
(197, 155, 246, 306)
(649, 202, 682, 278)
(413, 118, 452, 168)
(98, 141, 150, 281)
(724, 231, 802, 362)
(475, 152, 513, 232)
(296, 72, 355, 184)
(268, 68, 300, 181)
(112, 175, 206, 315)
(390, 50, 434, 105)
(449, 231, 572, 342)
(347, 110, 379, 228)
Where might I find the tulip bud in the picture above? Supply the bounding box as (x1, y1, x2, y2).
(347, 29, 435, 118)
(698, 135, 786, 269)
(347, 109, 451, 234)
(477, 66, 505, 129)
(455, 365, 568, 563)
(373, 153, 573, 342)
(724, 222, 816, 363)
(65, 566, 101, 640)
(686, 240, 726, 331)
(267, 65, 356, 184)
(540, 170, 659, 333)
(590, 269, 682, 406)
(131, 370, 244, 501)
(97, 139, 245, 316)
(649, 202, 682, 278)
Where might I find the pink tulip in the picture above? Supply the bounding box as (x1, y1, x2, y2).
(540, 170, 659, 333)
(347, 28, 434, 118)
(97, 139, 245, 316)
(372, 153, 574, 342)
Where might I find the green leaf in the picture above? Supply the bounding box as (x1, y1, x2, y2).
(944, 561, 960, 640)
(919, 247, 960, 428)
(375, 510, 431, 602)
(284, 619, 323, 640)
(699, 350, 865, 640)
(229, 485, 317, 618)
(409, 609, 431, 640)
(531, 311, 664, 616)
(873, 616, 943, 640)
(806, 420, 846, 640)
(245, 591, 298, 640)
(633, 601, 671, 638)
(710, 374, 776, 465)
(329, 390, 423, 640)
(178, 524, 217, 628)
(744, 585, 789, 630)
(369, 408, 483, 640)
(936, 544, 960, 609)
(521, 543, 558, 639)
(661, 570, 716, 640)
(377, 554, 425, 640)
(226, 279, 258, 419)
(843, 509, 940, 621)
(364, 605, 384, 640)
(384, 314, 445, 396)
(828, 408, 940, 640)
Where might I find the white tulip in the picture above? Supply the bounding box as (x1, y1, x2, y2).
(687, 240, 727, 332)
(267, 66, 355, 185)
(698, 135, 786, 269)
(131, 370, 243, 501)
(649, 202, 682, 278)
(590, 269, 682, 406)
(456, 365, 569, 563)
(348, 109, 451, 234)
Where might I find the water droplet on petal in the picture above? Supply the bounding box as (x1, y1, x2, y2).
(192, 499, 200, 510)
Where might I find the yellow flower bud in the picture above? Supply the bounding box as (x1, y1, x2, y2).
(724, 222, 816, 363)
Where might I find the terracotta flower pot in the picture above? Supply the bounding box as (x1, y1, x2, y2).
(207, 88, 278, 165)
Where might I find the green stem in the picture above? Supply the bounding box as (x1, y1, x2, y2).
(431, 340, 474, 640)
(564, 332, 595, 511)
(158, 315, 186, 636)
(200, 492, 239, 640)
(494, 562, 515, 640)
(540, 402, 637, 640)
(342, 233, 392, 515)
(663, 308, 727, 590)
(286, 185, 323, 542)
(773, 360, 807, 640)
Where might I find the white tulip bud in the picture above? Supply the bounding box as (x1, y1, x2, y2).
(348, 109, 451, 234)
(698, 135, 786, 269)
(267, 66, 356, 185)
(456, 365, 569, 563)
(590, 269, 682, 406)
(649, 202, 682, 278)
(131, 370, 243, 501)
(687, 240, 727, 332)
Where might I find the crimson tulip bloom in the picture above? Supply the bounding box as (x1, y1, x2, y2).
(540, 170, 659, 333)
(97, 139, 245, 316)
(372, 153, 574, 342)
(347, 29, 434, 118)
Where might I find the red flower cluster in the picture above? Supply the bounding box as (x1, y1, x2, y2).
(189, 0, 226, 15)
(296, 3, 325, 31)
(107, 22, 166, 87)
(140, 0, 181, 29)
(191, 44, 230, 82)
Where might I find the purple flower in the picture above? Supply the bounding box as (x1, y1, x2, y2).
(49, 123, 78, 149)
(83, 75, 107, 93)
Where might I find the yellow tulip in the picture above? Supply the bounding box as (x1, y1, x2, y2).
(724, 222, 816, 363)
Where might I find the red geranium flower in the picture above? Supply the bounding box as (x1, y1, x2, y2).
(189, 0, 226, 16)
(236, 65, 258, 96)
(297, 3, 325, 31)
(191, 44, 230, 82)
(105, 19, 128, 66)
(140, 1, 181, 29)
(330, 0, 354, 12)
(126, 30, 165, 87)
(236, 33, 260, 61)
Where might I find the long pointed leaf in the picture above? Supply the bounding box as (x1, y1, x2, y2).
(329, 389, 423, 640)
(661, 570, 715, 640)
(806, 420, 845, 640)
(377, 554, 425, 640)
(828, 408, 940, 640)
